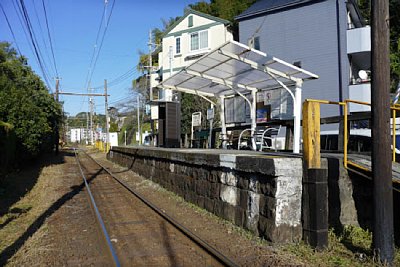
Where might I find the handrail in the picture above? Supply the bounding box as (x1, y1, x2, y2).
(303, 98, 398, 172)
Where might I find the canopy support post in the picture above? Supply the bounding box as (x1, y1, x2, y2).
(293, 80, 303, 153)
(266, 70, 302, 153)
(208, 103, 214, 149)
(220, 95, 227, 149)
(251, 89, 257, 150)
(227, 84, 258, 151)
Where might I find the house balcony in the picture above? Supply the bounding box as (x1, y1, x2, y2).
(349, 82, 371, 112)
(347, 26, 370, 55)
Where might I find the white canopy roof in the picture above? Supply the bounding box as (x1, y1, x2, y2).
(160, 40, 318, 97)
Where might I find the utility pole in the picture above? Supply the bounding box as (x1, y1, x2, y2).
(148, 29, 153, 101)
(86, 83, 90, 145)
(166, 45, 173, 101)
(148, 29, 156, 146)
(89, 89, 94, 145)
(55, 78, 60, 155)
(104, 79, 109, 151)
(137, 95, 141, 145)
(371, 0, 394, 264)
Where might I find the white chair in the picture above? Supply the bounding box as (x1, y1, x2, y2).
(238, 128, 252, 150)
(259, 125, 281, 151)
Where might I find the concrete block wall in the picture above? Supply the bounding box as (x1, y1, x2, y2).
(108, 147, 303, 243)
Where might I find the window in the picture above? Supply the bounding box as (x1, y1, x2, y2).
(254, 36, 260, 50)
(175, 37, 181, 54)
(188, 15, 193, 27)
(190, 30, 208, 51)
(248, 36, 260, 50)
(191, 32, 199, 51)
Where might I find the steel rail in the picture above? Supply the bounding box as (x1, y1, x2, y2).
(81, 150, 239, 267)
(73, 148, 121, 267)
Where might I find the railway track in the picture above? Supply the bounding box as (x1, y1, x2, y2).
(73, 148, 238, 267)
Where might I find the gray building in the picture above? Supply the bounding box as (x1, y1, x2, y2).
(236, 0, 371, 120)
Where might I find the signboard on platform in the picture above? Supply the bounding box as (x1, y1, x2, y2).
(151, 105, 159, 120)
(192, 112, 202, 127)
(207, 108, 214, 120)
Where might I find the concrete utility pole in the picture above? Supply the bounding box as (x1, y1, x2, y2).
(104, 79, 109, 151)
(371, 0, 394, 264)
(148, 29, 155, 146)
(148, 29, 153, 101)
(137, 95, 141, 145)
(55, 78, 60, 155)
(90, 89, 94, 145)
(86, 84, 90, 145)
(165, 45, 173, 101)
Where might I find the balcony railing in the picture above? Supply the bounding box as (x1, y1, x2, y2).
(347, 26, 371, 54)
(349, 83, 371, 112)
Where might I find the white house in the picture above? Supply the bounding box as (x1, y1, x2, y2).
(70, 128, 82, 143)
(153, 9, 233, 101)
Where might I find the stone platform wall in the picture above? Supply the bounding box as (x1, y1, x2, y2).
(108, 147, 303, 243)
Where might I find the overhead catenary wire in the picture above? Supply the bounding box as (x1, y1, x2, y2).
(86, 0, 116, 87)
(41, 0, 59, 77)
(84, 0, 116, 91)
(83, 5, 106, 90)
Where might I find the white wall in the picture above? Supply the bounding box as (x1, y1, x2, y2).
(109, 132, 118, 147)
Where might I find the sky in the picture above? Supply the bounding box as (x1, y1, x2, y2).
(0, 0, 199, 116)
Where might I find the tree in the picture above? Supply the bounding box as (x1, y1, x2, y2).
(0, 42, 61, 165)
(189, 0, 256, 40)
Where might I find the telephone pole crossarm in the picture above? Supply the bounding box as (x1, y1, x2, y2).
(59, 92, 110, 97)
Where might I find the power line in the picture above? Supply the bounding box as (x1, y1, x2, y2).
(31, 0, 56, 76)
(83, 4, 106, 90)
(109, 96, 132, 105)
(17, 0, 54, 90)
(41, 0, 59, 77)
(92, 68, 138, 89)
(11, 0, 34, 54)
(86, 0, 116, 89)
(0, 3, 22, 55)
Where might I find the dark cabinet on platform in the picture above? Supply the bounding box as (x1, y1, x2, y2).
(157, 102, 180, 148)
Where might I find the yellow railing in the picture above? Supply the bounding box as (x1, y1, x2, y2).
(303, 98, 398, 172)
(391, 104, 400, 162)
(94, 140, 110, 153)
